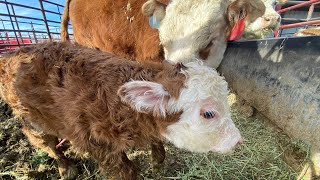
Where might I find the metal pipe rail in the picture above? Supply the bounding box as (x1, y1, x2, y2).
(0, 0, 73, 54)
(279, 19, 320, 29)
(277, 0, 320, 13)
(0, 13, 61, 25)
(42, 0, 64, 8)
(282, 17, 320, 24)
(0, 1, 62, 16)
(275, 0, 320, 36)
(0, 19, 62, 28)
(0, 29, 61, 35)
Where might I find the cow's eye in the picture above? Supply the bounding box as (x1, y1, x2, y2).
(203, 111, 216, 119)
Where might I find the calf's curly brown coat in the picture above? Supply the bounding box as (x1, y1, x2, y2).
(0, 42, 186, 179)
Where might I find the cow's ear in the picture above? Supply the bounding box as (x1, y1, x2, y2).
(142, 0, 167, 21)
(118, 81, 170, 117)
(228, 0, 266, 26)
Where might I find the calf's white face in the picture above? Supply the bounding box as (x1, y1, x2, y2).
(164, 62, 242, 153)
(118, 61, 242, 153)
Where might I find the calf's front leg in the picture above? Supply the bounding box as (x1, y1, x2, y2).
(150, 141, 166, 171)
(22, 126, 77, 180)
(88, 146, 138, 180)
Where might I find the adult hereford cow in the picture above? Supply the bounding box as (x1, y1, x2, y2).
(61, 0, 266, 68)
(0, 42, 242, 179)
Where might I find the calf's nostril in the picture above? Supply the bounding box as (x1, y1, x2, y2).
(277, 16, 281, 22)
(236, 139, 244, 146)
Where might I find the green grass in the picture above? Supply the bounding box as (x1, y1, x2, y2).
(30, 150, 51, 168)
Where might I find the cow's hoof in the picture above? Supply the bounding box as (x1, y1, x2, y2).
(150, 141, 165, 173)
(151, 162, 163, 173)
(58, 160, 78, 180)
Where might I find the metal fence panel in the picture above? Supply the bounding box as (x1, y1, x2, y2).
(0, 0, 73, 54)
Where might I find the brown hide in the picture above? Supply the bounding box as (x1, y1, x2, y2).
(0, 42, 185, 178)
(62, 0, 163, 62)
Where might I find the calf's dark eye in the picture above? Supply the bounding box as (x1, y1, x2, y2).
(203, 111, 215, 119)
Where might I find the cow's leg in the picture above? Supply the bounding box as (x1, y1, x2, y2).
(22, 127, 77, 180)
(94, 149, 137, 180)
(116, 152, 138, 179)
(150, 141, 165, 171)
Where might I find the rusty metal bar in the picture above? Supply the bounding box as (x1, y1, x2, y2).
(38, 0, 52, 41)
(303, 2, 316, 29)
(0, 44, 33, 47)
(283, 1, 320, 9)
(306, 3, 315, 21)
(4, 0, 20, 46)
(57, 5, 62, 21)
(0, 14, 61, 24)
(277, 0, 320, 13)
(0, 38, 4, 46)
(31, 22, 38, 44)
(42, 0, 64, 8)
(27, 32, 32, 43)
(2, 35, 36, 39)
(0, 19, 61, 28)
(0, 29, 61, 35)
(0, 18, 5, 29)
(0, 1, 63, 16)
(0, 1, 40, 11)
(279, 20, 320, 29)
(11, 4, 24, 45)
(282, 17, 320, 23)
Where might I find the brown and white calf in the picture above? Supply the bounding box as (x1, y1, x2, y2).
(0, 42, 242, 179)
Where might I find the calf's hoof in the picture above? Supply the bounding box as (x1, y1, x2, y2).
(150, 141, 165, 172)
(151, 162, 163, 173)
(58, 159, 78, 180)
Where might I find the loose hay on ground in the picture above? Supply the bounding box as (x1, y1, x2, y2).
(0, 100, 308, 179)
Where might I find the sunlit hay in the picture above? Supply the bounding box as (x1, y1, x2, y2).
(0, 99, 309, 179)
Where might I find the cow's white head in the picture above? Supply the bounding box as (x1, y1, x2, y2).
(118, 61, 242, 153)
(243, 0, 288, 39)
(142, 0, 265, 69)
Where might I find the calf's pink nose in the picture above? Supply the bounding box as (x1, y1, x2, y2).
(236, 138, 244, 146)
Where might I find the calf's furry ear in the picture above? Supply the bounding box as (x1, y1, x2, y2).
(142, 0, 167, 21)
(228, 0, 266, 27)
(118, 81, 170, 117)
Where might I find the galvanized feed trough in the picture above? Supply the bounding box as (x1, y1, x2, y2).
(219, 36, 320, 176)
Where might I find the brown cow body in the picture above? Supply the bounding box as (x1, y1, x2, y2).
(62, 0, 163, 62)
(0, 42, 242, 179)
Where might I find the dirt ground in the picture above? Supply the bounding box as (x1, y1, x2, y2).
(0, 99, 310, 180)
